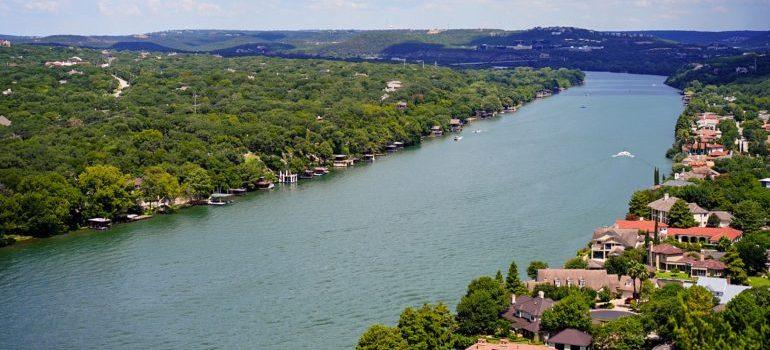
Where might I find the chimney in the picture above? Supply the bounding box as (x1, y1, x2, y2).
(664, 193, 670, 201)
(538, 290, 545, 299)
(700, 254, 705, 261)
(511, 294, 516, 305)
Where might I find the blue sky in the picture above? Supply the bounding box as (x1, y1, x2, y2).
(1, 0, 769, 36)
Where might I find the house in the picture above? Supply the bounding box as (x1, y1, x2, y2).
(449, 118, 463, 132)
(384, 80, 402, 92)
(465, 338, 549, 350)
(536, 90, 552, 98)
(396, 101, 408, 110)
(649, 244, 727, 277)
(332, 154, 354, 167)
(694, 277, 750, 304)
(677, 166, 720, 181)
(760, 178, 770, 188)
(668, 226, 742, 244)
(501, 291, 555, 341)
(695, 113, 720, 130)
(528, 269, 638, 298)
(707, 211, 733, 227)
(431, 125, 443, 136)
(589, 227, 643, 261)
(0, 40, 11, 48)
(648, 194, 709, 227)
(659, 179, 694, 188)
(0, 115, 11, 127)
(547, 328, 592, 350)
(88, 218, 111, 230)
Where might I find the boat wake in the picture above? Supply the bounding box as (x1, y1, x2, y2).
(612, 151, 634, 158)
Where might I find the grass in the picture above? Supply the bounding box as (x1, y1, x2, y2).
(748, 276, 770, 287)
(655, 270, 696, 281)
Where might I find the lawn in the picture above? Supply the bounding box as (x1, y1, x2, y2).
(748, 276, 770, 287)
(654, 270, 696, 281)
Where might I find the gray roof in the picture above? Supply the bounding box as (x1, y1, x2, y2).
(0, 115, 10, 127)
(592, 227, 642, 248)
(648, 195, 707, 214)
(548, 328, 592, 346)
(661, 179, 694, 187)
(696, 277, 750, 304)
(709, 211, 734, 222)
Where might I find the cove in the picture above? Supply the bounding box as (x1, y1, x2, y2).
(0, 72, 683, 349)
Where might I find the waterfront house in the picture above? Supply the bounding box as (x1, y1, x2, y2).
(535, 90, 552, 98)
(431, 125, 443, 136)
(449, 118, 463, 132)
(300, 169, 315, 179)
(465, 339, 549, 350)
(668, 226, 742, 245)
(313, 167, 329, 176)
(648, 194, 709, 227)
(279, 170, 298, 183)
(501, 291, 554, 341)
(589, 227, 643, 261)
(614, 219, 667, 235)
(88, 218, 111, 230)
(547, 328, 592, 350)
(363, 154, 375, 162)
(332, 154, 354, 167)
(760, 178, 770, 188)
(207, 193, 234, 205)
(692, 277, 750, 304)
(255, 177, 274, 190)
(228, 188, 247, 195)
(528, 269, 638, 298)
(385, 144, 398, 152)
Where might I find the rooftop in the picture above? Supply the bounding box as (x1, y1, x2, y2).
(615, 219, 666, 232)
(696, 277, 751, 304)
(548, 328, 592, 346)
(668, 227, 742, 242)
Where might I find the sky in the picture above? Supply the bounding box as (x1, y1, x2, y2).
(1, 0, 769, 36)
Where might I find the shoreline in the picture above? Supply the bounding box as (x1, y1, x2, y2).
(0, 85, 575, 249)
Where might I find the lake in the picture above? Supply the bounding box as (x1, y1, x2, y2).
(0, 72, 682, 349)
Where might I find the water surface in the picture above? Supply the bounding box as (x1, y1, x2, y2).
(0, 72, 682, 349)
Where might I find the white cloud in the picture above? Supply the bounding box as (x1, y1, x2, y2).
(23, 0, 61, 12)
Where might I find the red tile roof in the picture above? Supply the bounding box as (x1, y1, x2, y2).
(668, 227, 743, 242)
(615, 219, 666, 232)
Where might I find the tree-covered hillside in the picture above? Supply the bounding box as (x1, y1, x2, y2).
(0, 45, 583, 240)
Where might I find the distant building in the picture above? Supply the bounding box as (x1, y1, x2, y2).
(668, 226, 742, 245)
(650, 244, 727, 277)
(528, 269, 639, 298)
(0, 40, 10, 48)
(0, 115, 11, 127)
(760, 178, 770, 188)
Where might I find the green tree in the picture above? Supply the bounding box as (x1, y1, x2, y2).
(526, 261, 548, 280)
(457, 276, 508, 335)
(398, 303, 457, 350)
(592, 315, 647, 350)
(180, 163, 214, 200)
(540, 294, 591, 333)
(77, 165, 136, 219)
(731, 200, 765, 233)
(668, 199, 697, 228)
(356, 324, 408, 350)
(706, 213, 721, 228)
(141, 166, 181, 207)
(628, 191, 653, 219)
(735, 232, 770, 275)
(564, 257, 588, 269)
(720, 246, 748, 285)
(604, 256, 631, 276)
(506, 259, 528, 295)
(626, 262, 648, 298)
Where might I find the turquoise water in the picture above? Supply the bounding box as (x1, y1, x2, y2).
(0, 72, 682, 349)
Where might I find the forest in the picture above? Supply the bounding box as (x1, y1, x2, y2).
(0, 45, 583, 243)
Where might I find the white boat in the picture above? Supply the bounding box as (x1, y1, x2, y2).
(454, 136, 463, 141)
(473, 129, 482, 133)
(612, 151, 635, 158)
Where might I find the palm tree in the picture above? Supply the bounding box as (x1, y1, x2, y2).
(627, 262, 648, 299)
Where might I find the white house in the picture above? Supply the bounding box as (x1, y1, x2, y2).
(760, 178, 770, 188)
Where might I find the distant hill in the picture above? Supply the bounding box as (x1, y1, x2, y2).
(2, 27, 768, 75)
(666, 53, 770, 88)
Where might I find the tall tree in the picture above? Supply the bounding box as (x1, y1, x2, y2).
(720, 246, 749, 285)
(668, 199, 697, 228)
(77, 165, 136, 219)
(506, 259, 527, 295)
(626, 262, 648, 298)
(592, 315, 647, 350)
(628, 191, 653, 219)
(731, 200, 765, 233)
